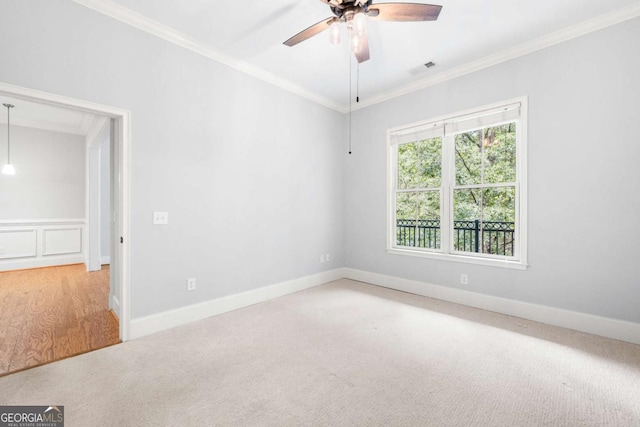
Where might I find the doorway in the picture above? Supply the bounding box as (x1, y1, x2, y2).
(0, 82, 131, 374)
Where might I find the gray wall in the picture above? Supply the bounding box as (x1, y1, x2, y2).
(1, 2, 636, 326)
(345, 18, 640, 323)
(0, 125, 85, 220)
(0, 1, 345, 318)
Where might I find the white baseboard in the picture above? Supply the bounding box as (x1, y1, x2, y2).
(110, 294, 120, 319)
(0, 255, 86, 272)
(101, 256, 110, 265)
(129, 266, 640, 345)
(344, 268, 640, 345)
(130, 268, 346, 339)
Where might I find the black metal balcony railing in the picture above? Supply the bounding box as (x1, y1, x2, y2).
(396, 219, 515, 256)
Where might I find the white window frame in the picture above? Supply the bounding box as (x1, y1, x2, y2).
(386, 97, 528, 270)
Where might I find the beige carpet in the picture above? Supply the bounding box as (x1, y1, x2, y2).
(1, 279, 639, 426)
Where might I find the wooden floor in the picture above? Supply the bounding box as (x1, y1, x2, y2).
(0, 264, 120, 376)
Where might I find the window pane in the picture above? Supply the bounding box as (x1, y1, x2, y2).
(453, 188, 482, 253)
(397, 138, 442, 189)
(416, 192, 441, 249)
(396, 191, 440, 249)
(483, 123, 516, 184)
(455, 130, 482, 185)
(455, 123, 516, 186)
(453, 187, 515, 256)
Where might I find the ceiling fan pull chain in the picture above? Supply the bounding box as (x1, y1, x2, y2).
(356, 61, 360, 103)
(349, 54, 352, 155)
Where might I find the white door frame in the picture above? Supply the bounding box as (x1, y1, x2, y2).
(85, 116, 110, 273)
(0, 81, 132, 341)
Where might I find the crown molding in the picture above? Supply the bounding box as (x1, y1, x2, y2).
(353, 2, 640, 111)
(0, 117, 88, 136)
(70, 0, 345, 113)
(71, 0, 640, 114)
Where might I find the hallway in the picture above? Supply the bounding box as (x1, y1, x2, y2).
(0, 264, 119, 376)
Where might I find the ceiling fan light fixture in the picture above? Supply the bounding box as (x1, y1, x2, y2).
(353, 10, 367, 35)
(329, 20, 341, 44)
(350, 32, 362, 52)
(346, 8, 366, 53)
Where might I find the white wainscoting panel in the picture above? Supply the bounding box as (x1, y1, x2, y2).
(0, 220, 86, 271)
(43, 227, 83, 256)
(0, 228, 37, 259)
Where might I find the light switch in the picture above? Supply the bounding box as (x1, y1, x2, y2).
(153, 211, 168, 225)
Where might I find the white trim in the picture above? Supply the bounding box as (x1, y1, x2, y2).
(2, 118, 91, 136)
(386, 248, 527, 270)
(130, 268, 346, 339)
(101, 256, 111, 265)
(387, 97, 528, 269)
(0, 219, 86, 226)
(42, 227, 83, 256)
(120, 110, 132, 342)
(344, 268, 640, 345)
(0, 256, 86, 272)
(387, 97, 528, 135)
(86, 117, 109, 148)
(130, 266, 640, 344)
(0, 222, 87, 269)
(77, 112, 96, 136)
(0, 81, 132, 343)
(0, 228, 37, 260)
(110, 295, 120, 317)
(86, 144, 101, 271)
(71, 1, 640, 112)
(70, 0, 344, 113)
(0, 82, 133, 117)
(354, 3, 640, 111)
(517, 101, 528, 266)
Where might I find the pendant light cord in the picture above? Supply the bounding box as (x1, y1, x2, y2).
(3, 104, 12, 164)
(7, 106, 10, 163)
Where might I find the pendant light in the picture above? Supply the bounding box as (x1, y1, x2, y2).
(2, 103, 15, 175)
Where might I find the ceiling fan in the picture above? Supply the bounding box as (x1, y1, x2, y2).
(283, 0, 442, 64)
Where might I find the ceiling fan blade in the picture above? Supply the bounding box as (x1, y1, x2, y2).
(283, 17, 337, 47)
(367, 3, 442, 21)
(354, 33, 370, 63)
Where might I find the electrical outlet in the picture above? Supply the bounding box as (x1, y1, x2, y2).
(0, 247, 5, 255)
(326, 253, 331, 262)
(187, 278, 196, 291)
(320, 254, 325, 263)
(153, 211, 169, 225)
(460, 274, 468, 285)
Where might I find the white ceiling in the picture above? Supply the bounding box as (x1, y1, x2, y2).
(79, 0, 640, 111)
(0, 95, 103, 136)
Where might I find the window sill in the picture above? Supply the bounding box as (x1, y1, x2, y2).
(386, 248, 528, 270)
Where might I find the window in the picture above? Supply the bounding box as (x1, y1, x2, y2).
(387, 98, 527, 269)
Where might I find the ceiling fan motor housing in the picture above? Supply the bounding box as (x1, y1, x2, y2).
(330, 0, 373, 20)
